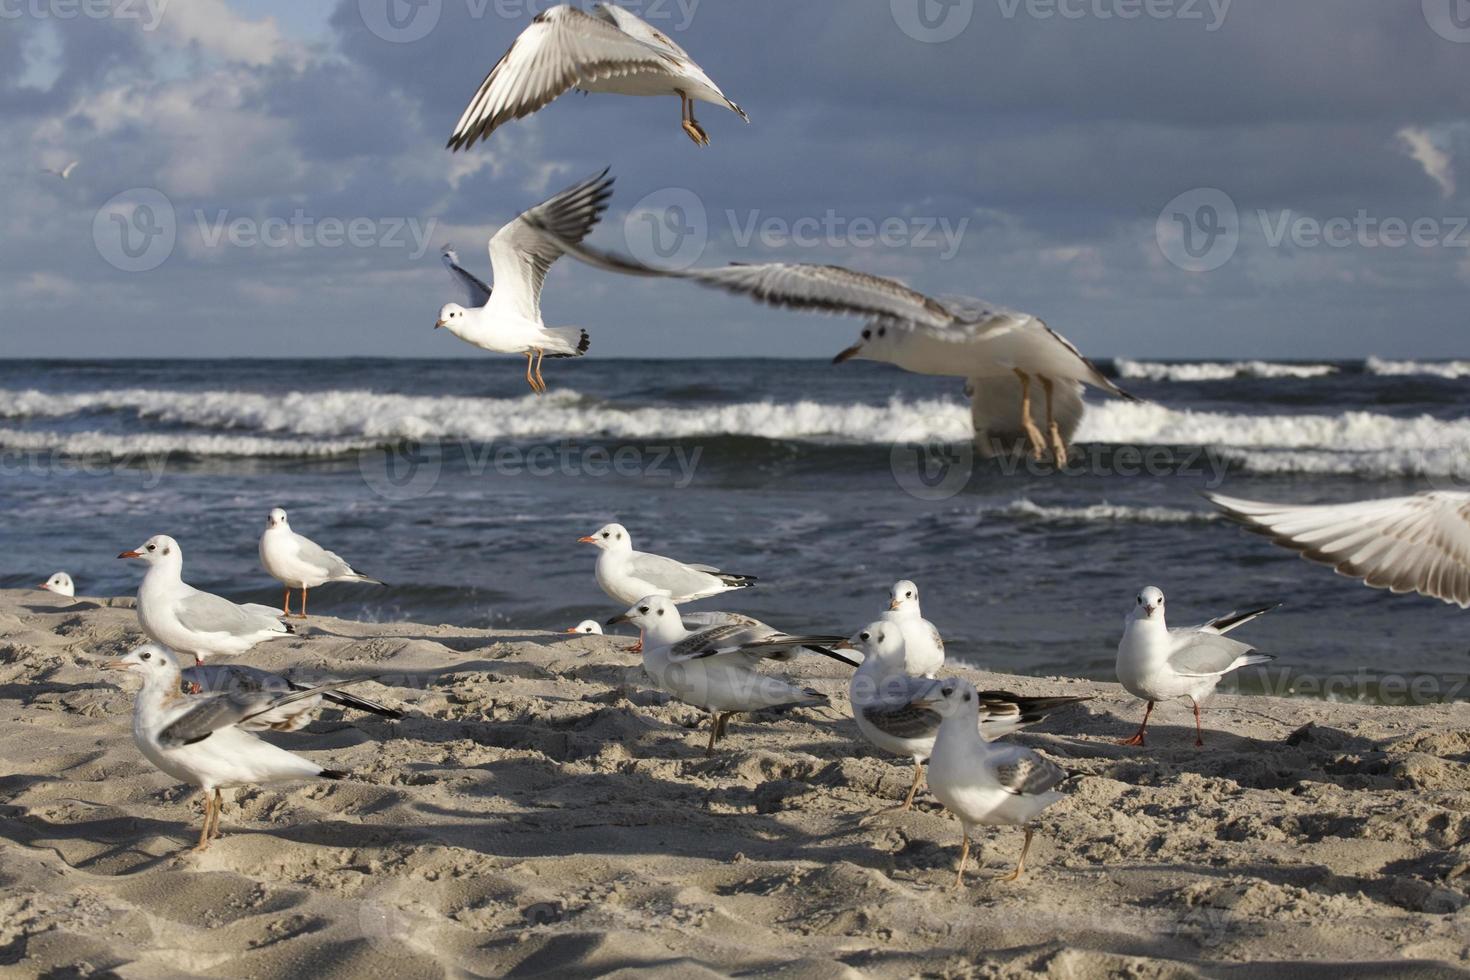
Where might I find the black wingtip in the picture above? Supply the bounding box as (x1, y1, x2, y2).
(320, 769, 349, 781)
(282, 622, 296, 635)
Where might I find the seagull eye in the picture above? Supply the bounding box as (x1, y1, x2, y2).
(638, 606, 649, 614)
(861, 329, 871, 340)
(140, 652, 151, 661)
(602, 532, 609, 538)
(905, 591, 913, 599)
(146, 545, 155, 552)
(1137, 596, 1142, 604)
(941, 686, 954, 697)
(859, 632, 869, 641)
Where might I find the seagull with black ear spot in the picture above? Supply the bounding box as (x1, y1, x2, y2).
(102, 643, 366, 852)
(120, 535, 293, 665)
(564, 620, 604, 636)
(917, 678, 1071, 885)
(608, 596, 854, 755)
(881, 579, 945, 678)
(38, 572, 75, 599)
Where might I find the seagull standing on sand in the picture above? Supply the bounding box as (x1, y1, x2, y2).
(882, 580, 945, 677)
(1116, 587, 1277, 747)
(104, 644, 361, 851)
(842, 624, 1090, 818)
(181, 662, 401, 729)
(1208, 491, 1470, 608)
(919, 678, 1071, 884)
(38, 572, 75, 598)
(529, 222, 1135, 460)
(119, 535, 292, 665)
(435, 170, 611, 393)
(259, 508, 383, 619)
(609, 596, 853, 754)
(446, 4, 747, 150)
(42, 160, 79, 179)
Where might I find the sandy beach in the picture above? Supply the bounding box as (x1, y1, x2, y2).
(2, 587, 1469, 978)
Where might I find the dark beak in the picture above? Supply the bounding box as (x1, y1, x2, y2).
(832, 345, 862, 365)
(605, 614, 631, 627)
(434, 320, 446, 329)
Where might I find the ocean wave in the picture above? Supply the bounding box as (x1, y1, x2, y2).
(1113, 359, 1339, 382)
(1365, 356, 1470, 380)
(986, 498, 1217, 524)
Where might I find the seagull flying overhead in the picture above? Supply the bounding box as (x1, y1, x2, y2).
(446, 4, 747, 150)
(119, 535, 293, 665)
(435, 170, 611, 393)
(42, 160, 79, 179)
(1116, 587, 1277, 747)
(259, 508, 383, 618)
(528, 219, 1135, 460)
(1208, 491, 1470, 609)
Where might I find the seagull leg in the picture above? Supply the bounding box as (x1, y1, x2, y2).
(679, 91, 709, 146)
(282, 586, 292, 617)
(952, 832, 971, 890)
(1000, 828, 1034, 882)
(1012, 369, 1047, 461)
(705, 714, 720, 755)
(524, 353, 539, 393)
(210, 789, 225, 841)
(901, 758, 924, 811)
(533, 348, 547, 392)
(193, 792, 215, 852)
(1118, 700, 1154, 746)
(1191, 698, 1206, 748)
(1040, 376, 1068, 464)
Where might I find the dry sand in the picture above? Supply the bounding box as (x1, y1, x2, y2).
(2, 587, 1469, 978)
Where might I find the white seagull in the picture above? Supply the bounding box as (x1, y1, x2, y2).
(1116, 587, 1277, 747)
(38, 572, 75, 598)
(919, 678, 1071, 884)
(1207, 491, 1470, 609)
(882, 579, 945, 678)
(526, 224, 1135, 461)
(435, 170, 611, 393)
(181, 662, 402, 729)
(565, 619, 605, 635)
(609, 596, 854, 754)
(42, 160, 79, 180)
(843, 623, 1089, 817)
(446, 3, 747, 150)
(119, 535, 293, 665)
(104, 644, 362, 851)
(259, 508, 383, 619)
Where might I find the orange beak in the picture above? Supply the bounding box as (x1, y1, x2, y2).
(888, 599, 900, 611)
(577, 536, 597, 544)
(834, 639, 856, 651)
(118, 550, 141, 559)
(563, 628, 579, 634)
(102, 659, 131, 670)
(38, 583, 50, 591)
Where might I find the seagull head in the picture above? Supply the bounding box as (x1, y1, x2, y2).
(838, 621, 904, 662)
(607, 595, 679, 636)
(436, 303, 468, 332)
(1133, 586, 1166, 621)
(39, 572, 74, 597)
(266, 507, 289, 530)
(102, 642, 181, 678)
(118, 534, 180, 565)
(910, 677, 979, 720)
(566, 620, 603, 635)
(888, 579, 920, 614)
(832, 322, 894, 365)
(579, 523, 631, 552)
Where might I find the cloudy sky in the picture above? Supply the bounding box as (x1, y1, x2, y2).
(4, 0, 1469, 360)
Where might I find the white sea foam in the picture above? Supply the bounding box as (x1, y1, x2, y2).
(1113, 359, 1339, 382)
(1365, 356, 1470, 380)
(988, 498, 1217, 524)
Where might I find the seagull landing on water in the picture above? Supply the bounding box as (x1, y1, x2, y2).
(917, 678, 1072, 885)
(841, 624, 1091, 820)
(104, 644, 364, 851)
(609, 596, 855, 755)
(446, 4, 747, 150)
(1116, 587, 1278, 748)
(527, 216, 1135, 462)
(435, 170, 610, 393)
(1207, 490, 1470, 609)
(119, 535, 293, 665)
(259, 508, 383, 619)
(42, 160, 79, 180)
(881, 580, 945, 678)
(38, 572, 75, 598)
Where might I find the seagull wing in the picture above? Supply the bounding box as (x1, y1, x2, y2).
(442, 248, 493, 307)
(990, 743, 1068, 797)
(157, 678, 374, 747)
(1209, 491, 1470, 609)
(858, 676, 944, 740)
(447, 5, 680, 151)
(487, 169, 614, 322)
(175, 590, 286, 638)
